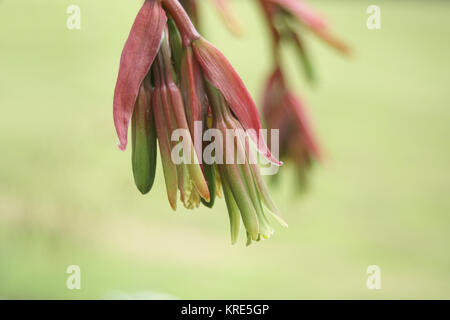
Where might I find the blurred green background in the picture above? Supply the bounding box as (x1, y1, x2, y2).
(1, 0, 449, 299)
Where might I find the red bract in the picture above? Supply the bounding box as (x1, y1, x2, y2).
(192, 38, 282, 166)
(113, 0, 167, 151)
(206, 83, 286, 245)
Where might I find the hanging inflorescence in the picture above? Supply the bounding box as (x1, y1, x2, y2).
(112, 0, 348, 245)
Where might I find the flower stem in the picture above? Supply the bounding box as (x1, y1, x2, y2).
(259, 0, 281, 66)
(162, 0, 200, 46)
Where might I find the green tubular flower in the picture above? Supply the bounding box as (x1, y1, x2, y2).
(219, 168, 241, 244)
(179, 44, 218, 208)
(151, 31, 210, 210)
(131, 79, 157, 195)
(113, 0, 286, 245)
(151, 85, 178, 210)
(206, 83, 286, 245)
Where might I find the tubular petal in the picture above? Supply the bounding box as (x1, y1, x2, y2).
(201, 163, 217, 208)
(131, 84, 157, 194)
(226, 112, 282, 234)
(167, 83, 210, 202)
(180, 46, 205, 138)
(219, 166, 241, 244)
(219, 124, 259, 240)
(152, 88, 178, 210)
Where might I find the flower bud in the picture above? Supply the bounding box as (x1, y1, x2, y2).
(131, 81, 157, 194)
(207, 83, 286, 245)
(152, 86, 179, 210)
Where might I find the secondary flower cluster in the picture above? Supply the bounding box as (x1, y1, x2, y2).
(180, 0, 349, 188)
(113, 0, 285, 245)
(258, 0, 349, 188)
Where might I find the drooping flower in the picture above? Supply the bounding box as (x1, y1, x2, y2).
(131, 78, 157, 195)
(206, 83, 287, 245)
(112, 0, 283, 244)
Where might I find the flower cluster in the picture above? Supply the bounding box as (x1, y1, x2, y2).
(262, 67, 321, 188)
(258, 0, 349, 188)
(113, 0, 284, 245)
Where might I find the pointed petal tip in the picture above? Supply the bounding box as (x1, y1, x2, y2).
(272, 213, 288, 228)
(169, 200, 177, 211)
(137, 187, 150, 195)
(266, 152, 283, 166)
(117, 141, 127, 151)
(201, 191, 211, 203)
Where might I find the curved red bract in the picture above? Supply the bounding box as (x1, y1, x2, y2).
(113, 0, 167, 151)
(192, 38, 282, 166)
